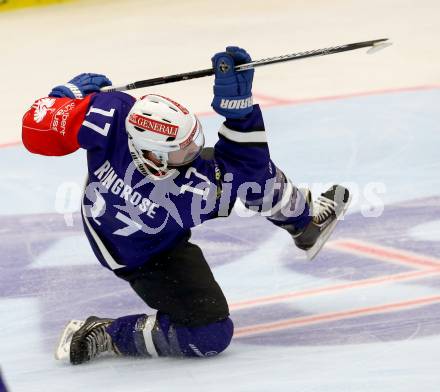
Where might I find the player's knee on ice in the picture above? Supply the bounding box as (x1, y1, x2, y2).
(107, 313, 234, 358)
(171, 316, 234, 358)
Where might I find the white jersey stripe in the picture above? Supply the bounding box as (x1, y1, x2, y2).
(81, 188, 125, 270)
(218, 124, 267, 144)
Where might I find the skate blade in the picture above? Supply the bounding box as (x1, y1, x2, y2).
(306, 194, 352, 261)
(55, 320, 84, 360)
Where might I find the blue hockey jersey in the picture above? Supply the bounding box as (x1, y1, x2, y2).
(23, 92, 273, 270)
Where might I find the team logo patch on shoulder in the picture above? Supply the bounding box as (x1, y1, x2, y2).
(32, 98, 56, 123)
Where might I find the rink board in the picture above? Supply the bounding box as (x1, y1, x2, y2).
(0, 0, 73, 12)
(1, 88, 440, 391)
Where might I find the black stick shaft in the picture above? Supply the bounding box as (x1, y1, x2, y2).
(102, 38, 389, 93)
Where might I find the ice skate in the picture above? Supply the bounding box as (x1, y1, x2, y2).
(55, 316, 117, 365)
(289, 185, 351, 260)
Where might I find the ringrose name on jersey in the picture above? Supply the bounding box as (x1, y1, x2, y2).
(93, 160, 159, 218)
(128, 113, 178, 137)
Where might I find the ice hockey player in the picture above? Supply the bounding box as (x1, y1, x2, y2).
(22, 47, 350, 364)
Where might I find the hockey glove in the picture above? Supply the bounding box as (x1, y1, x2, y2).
(211, 46, 254, 119)
(49, 73, 112, 99)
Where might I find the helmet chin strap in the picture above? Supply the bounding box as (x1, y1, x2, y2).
(127, 139, 176, 180)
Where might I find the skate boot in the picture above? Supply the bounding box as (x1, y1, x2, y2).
(55, 316, 117, 365)
(288, 185, 351, 260)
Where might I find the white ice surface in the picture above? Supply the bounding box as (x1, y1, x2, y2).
(1, 1, 440, 392)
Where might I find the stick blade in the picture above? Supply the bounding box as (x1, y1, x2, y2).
(367, 41, 393, 54)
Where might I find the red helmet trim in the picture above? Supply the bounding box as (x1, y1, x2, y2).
(154, 95, 190, 115)
(179, 121, 198, 148)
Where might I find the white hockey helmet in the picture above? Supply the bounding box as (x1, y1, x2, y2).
(125, 94, 204, 178)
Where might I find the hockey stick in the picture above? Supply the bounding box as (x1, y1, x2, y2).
(101, 38, 391, 93)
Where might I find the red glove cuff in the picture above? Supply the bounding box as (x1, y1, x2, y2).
(22, 96, 91, 156)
